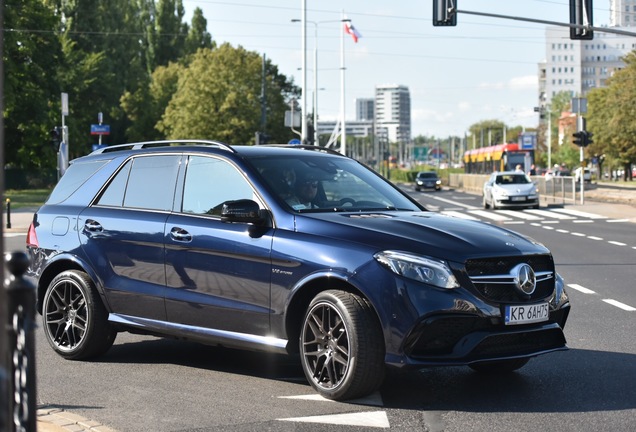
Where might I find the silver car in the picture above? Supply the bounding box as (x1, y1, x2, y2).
(483, 171, 540, 209)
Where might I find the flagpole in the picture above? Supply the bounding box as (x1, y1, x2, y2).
(340, 10, 346, 156)
(301, 0, 307, 143)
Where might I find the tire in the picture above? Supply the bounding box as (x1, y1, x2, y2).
(482, 195, 490, 209)
(300, 290, 385, 401)
(42, 270, 116, 360)
(469, 358, 530, 374)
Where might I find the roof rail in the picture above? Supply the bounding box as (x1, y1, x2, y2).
(264, 144, 345, 156)
(91, 140, 235, 154)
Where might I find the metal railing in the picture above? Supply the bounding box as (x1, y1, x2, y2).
(1, 252, 37, 432)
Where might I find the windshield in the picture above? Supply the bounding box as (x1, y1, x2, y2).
(246, 154, 421, 212)
(495, 174, 531, 185)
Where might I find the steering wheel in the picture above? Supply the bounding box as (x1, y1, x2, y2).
(337, 198, 356, 206)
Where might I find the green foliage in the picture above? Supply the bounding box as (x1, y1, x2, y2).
(157, 45, 297, 144)
(4, 0, 62, 168)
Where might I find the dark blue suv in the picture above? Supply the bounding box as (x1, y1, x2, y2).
(26, 140, 570, 401)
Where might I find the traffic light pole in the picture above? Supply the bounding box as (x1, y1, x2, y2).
(578, 115, 585, 205)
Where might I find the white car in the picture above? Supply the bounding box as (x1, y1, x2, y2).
(483, 171, 540, 209)
(574, 167, 592, 183)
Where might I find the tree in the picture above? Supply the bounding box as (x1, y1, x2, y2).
(4, 0, 62, 169)
(587, 52, 636, 180)
(185, 7, 214, 55)
(157, 44, 299, 144)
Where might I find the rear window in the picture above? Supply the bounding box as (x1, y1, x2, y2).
(46, 160, 109, 204)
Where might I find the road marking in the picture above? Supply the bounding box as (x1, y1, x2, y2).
(3, 233, 23, 238)
(441, 211, 480, 221)
(573, 219, 594, 223)
(608, 241, 627, 246)
(550, 208, 607, 219)
(571, 232, 586, 237)
(496, 210, 543, 220)
(467, 210, 511, 221)
(567, 284, 596, 294)
(602, 299, 636, 311)
(543, 225, 555, 230)
(525, 209, 575, 219)
(587, 236, 603, 241)
(278, 410, 390, 428)
(556, 229, 569, 233)
(607, 219, 630, 223)
(279, 392, 384, 406)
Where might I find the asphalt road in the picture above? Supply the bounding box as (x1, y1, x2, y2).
(3, 189, 635, 432)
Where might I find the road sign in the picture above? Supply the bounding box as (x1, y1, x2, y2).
(288, 139, 301, 145)
(90, 124, 110, 135)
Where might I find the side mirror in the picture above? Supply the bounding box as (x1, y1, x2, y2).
(221, 199, 266, 224)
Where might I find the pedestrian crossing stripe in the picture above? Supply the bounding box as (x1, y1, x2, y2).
(438, 207, 621, 223)
(278, 410, 390, 428)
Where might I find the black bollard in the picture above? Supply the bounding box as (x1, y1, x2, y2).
(5, 198, 11, 229)
(5, 252, 36, 432)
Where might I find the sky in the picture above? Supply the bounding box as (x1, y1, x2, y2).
(181, 1, 611, 138)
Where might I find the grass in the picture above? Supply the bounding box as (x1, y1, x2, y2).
(4, 189, 51, 210)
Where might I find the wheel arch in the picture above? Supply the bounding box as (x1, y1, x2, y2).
(36, 255, 104, 315)
(284, 273, 383, 355)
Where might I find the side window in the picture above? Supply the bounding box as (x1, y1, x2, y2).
(47, 160, 109, 205)
(182, 156, 255, 216)
(96, 155, 180, 211)
(96, 160, 132, 207)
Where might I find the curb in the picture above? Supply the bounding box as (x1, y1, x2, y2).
(37, 406, 117, 432)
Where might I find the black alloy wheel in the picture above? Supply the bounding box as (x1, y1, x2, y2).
(300, 290, 385, 401)
(42, 270, 116, 359)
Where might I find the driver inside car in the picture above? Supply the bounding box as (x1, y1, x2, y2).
(286, 172, 319, 210)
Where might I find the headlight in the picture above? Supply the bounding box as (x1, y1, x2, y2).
(374, 250, 460, 289)
(493, 187, 508, 198)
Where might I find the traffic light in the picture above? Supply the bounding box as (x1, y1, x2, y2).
(569, 0, 593, 40)
(573, 131, 585, 146)
(585, 132, 593, 146)
(49, 127, 61, 150)
(433, 0, 457, 27)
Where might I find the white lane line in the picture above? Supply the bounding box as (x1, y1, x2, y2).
(587, 236, 604, 241)
(424, 194, 479, 210)
(541, 220, 560, 224)
(567, 284, 596, 294)
(571, 232, 586, 237)
(504, 221, 525, 225)
(550, 208, 607, 219)
(496, 210, 543, 220)
(602, 299, 636, 311)
(279, 392, 384, 407)
(607, 219, 630, 223)
(440, 211, 480, 221)
(608, 241, 627, 246)
(543, 225, 555, 230)
(556, 229, 570, 233)
(573, 220, 594, 224)
(278, 411, 390, 428)
(468, 210, 512, 222)
(526, 209, 575, 219)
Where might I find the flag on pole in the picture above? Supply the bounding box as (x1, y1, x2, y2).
(344, 20, 361, 43)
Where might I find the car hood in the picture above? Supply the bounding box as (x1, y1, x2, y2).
(297, 211, 548, 262)
(493, 183, 536, 194)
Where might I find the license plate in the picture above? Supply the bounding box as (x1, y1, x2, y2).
(504, 303, 549, 325)
(511, 196, 526, 201)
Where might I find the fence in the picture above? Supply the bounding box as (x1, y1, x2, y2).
(1, 252, 38, 432)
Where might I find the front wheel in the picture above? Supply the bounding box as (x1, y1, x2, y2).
(300, 290, 385, 401)
(42, 270, 116, 360)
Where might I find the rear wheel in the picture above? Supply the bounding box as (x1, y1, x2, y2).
(482, 195, 490, 209)
(300, 290, 385, 401)
(469, 358, 530, 374)
(42, 270, 116, 360)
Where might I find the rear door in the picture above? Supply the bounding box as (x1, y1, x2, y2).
(164, 155, 274, 336)
(79, 154, 182, 320)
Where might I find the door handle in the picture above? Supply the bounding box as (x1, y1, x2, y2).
(170, 227, 192, 242)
